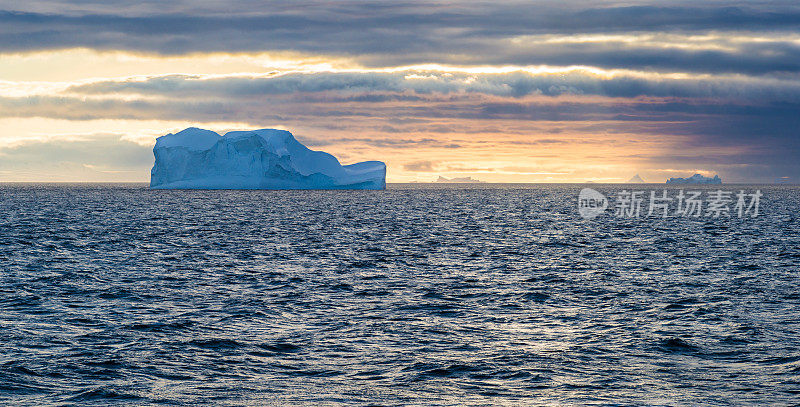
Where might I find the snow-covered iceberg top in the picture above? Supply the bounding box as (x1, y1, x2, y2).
(666, 173, 722, 184)
(150, 127, 386, 190)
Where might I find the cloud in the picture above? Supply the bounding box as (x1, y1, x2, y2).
(61, 68, 800, 103)
(2, 3, 800, 74)
(64, 70, 800, 103)
(403, 160, 437, 171)
(0, 95, 244, 122)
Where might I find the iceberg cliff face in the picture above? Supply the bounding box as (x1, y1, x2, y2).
(150, 127, 386, 189)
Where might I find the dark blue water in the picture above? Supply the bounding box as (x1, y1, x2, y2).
(1, 183, 799, 405)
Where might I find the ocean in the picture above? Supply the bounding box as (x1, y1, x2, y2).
(1, 183, 798, 405)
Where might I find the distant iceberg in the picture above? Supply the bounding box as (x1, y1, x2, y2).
(627, 174, 645, 183)
(436, 176, 484, 183)
(150, 127, 386, 189)
(666, 173, 722, 184)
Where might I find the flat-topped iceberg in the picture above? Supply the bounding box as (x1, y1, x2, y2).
(666, 173, 722, 184)
(150, 127, 386, 189)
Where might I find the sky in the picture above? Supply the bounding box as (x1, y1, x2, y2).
(0, 0, 799, 183)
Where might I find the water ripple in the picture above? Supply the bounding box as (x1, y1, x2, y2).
(0, 183, 798, 405)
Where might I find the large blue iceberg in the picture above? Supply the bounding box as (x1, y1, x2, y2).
(150, 127, 386, 189)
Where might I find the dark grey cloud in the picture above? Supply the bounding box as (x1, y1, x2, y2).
(67, 71, 800, 102)
(2, 2, 800, 74)
(404, 42, 800, 77)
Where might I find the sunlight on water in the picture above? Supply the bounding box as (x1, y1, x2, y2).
(0, 183, 798, 405)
